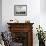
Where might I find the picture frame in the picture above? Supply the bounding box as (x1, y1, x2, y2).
(14, 5, 27, 16)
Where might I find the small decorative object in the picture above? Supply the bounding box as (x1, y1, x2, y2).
(36, 25, 45, 46)
(10, 20, 13, 21)
(9, 19, 14, 23)
(9, 19, 19, 23)
(25, 20, 30, 23)
(14, 19, 19, 23)
(14, 5, 27, 16)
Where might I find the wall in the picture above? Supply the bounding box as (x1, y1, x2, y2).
(2, 0, 40, 46)
(2, 0, 40, 30)
(0, 0, 2, 32)
(2, 0, 46, 46)
(40, 0, 46, 13)
(40, 0, 46, 31)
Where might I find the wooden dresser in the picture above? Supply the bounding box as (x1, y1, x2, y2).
(7, 23, 34, 46)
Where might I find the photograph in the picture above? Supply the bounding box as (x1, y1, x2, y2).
(14, 5, 27, 16)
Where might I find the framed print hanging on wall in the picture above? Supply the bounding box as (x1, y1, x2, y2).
(14, 5, 27, 16)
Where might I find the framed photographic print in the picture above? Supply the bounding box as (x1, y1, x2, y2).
(14, 5, 27, 16)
